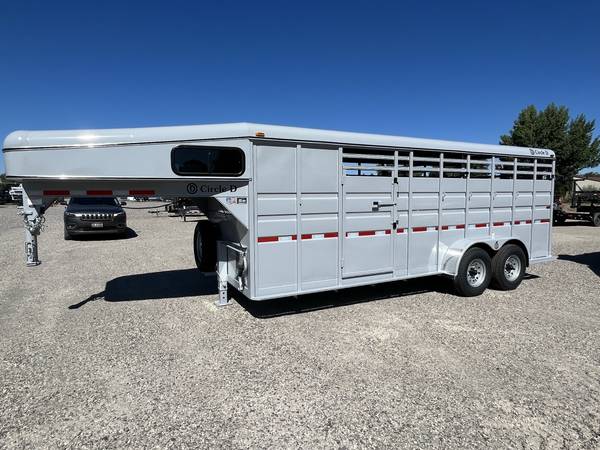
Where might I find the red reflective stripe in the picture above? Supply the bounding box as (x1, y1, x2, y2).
(540, 219, 550, 223)
(525, 220, 532, 224)
(493, 222, 504, 227)
(258, 236, 278, 243)
(456, 224, 465, 229)
(87, 190, 112, 196)
(440, 225, 449, 230)
(129, 190, 155, 195)
(358, 230, 376, 236)
(348, 230, 392, 236)
(291, 235, 297, 240)
(412, 227, 427, 232)
(397, 228, 405, 233)
(475, 223, 487, 228)
(302, 232, 338, 239)
(514, 220, 521, 225)
(43, 190, 69, 196)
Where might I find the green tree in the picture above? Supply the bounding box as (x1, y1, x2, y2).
(500, 103, 600, 196)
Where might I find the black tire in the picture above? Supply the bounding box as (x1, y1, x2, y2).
(64, 226, 72, 240)
(592, 213, 600, 227)
(453, 247, 492, 297)
(491, 244, 526, 290)
(193, 220, 217, 272)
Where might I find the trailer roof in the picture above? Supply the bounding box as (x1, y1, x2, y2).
(3, 122, 554, 158)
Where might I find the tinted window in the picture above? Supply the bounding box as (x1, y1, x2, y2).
(69, 197, 118, 206)
(171, 146, 245, 176)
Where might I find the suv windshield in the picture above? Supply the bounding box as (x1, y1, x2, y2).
(69, 197, 119, 206)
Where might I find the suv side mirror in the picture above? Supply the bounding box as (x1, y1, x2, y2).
(121, 201, 127, 206)
(59, 200, 68, 206)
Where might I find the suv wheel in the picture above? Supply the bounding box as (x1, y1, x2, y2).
(453, 247, 492, 297)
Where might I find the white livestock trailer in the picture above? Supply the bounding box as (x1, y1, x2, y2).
(3, 123, 555, 304)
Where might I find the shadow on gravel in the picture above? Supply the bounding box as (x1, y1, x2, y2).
(68, 269, 217, 309)
(232, 276, 456, 319)
(558, 252, 600, 277)
(69, 269, 542, 316)
(69, 227, 138, 241)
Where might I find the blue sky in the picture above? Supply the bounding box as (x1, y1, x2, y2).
(1, 0, 599, 174)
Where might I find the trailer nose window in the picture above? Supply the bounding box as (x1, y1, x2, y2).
(171, 146, 245, 176)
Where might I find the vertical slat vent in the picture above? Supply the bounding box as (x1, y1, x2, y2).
(342, 148, 394, 177)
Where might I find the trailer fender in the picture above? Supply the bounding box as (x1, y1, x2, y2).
(441, 237, 521, 276)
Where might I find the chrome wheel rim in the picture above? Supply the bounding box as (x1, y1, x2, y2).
(466, 258, 486, 287)
(504, 255, 521, 282)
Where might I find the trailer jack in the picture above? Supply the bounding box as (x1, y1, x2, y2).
(216, 241, 233, 307)
(20, 188, 45, 266)
(215, 241, 247, 307)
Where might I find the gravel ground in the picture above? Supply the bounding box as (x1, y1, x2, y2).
(1, 202, 599, 449)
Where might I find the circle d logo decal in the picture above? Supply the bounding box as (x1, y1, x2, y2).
(186, 183, 198, 194)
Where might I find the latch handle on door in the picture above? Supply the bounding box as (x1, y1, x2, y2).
(373, 201, 395, 208)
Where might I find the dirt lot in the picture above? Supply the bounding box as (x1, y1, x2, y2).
(0, 202, 599, 449)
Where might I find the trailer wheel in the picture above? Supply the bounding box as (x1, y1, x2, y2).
(592, 213, 600, 227)
(194, 220, 217, 272)
(453, 247, 492, 297)
(491, 244, 526, 290)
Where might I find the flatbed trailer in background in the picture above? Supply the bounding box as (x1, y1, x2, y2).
(553, 178, 600, 226)
(3, 123, 556, 304)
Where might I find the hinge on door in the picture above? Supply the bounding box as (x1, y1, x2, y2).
(393, 221, 397, 230)
(394, 177, 398, 184)
(341, 258, 344, 269)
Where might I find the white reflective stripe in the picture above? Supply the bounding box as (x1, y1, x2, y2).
(279, 235, 293, 241)
(312, 233, 325, 239)
(375, 230, 386, 236)
(346, 232, 359, 238)
(427, 226, 437, 232)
